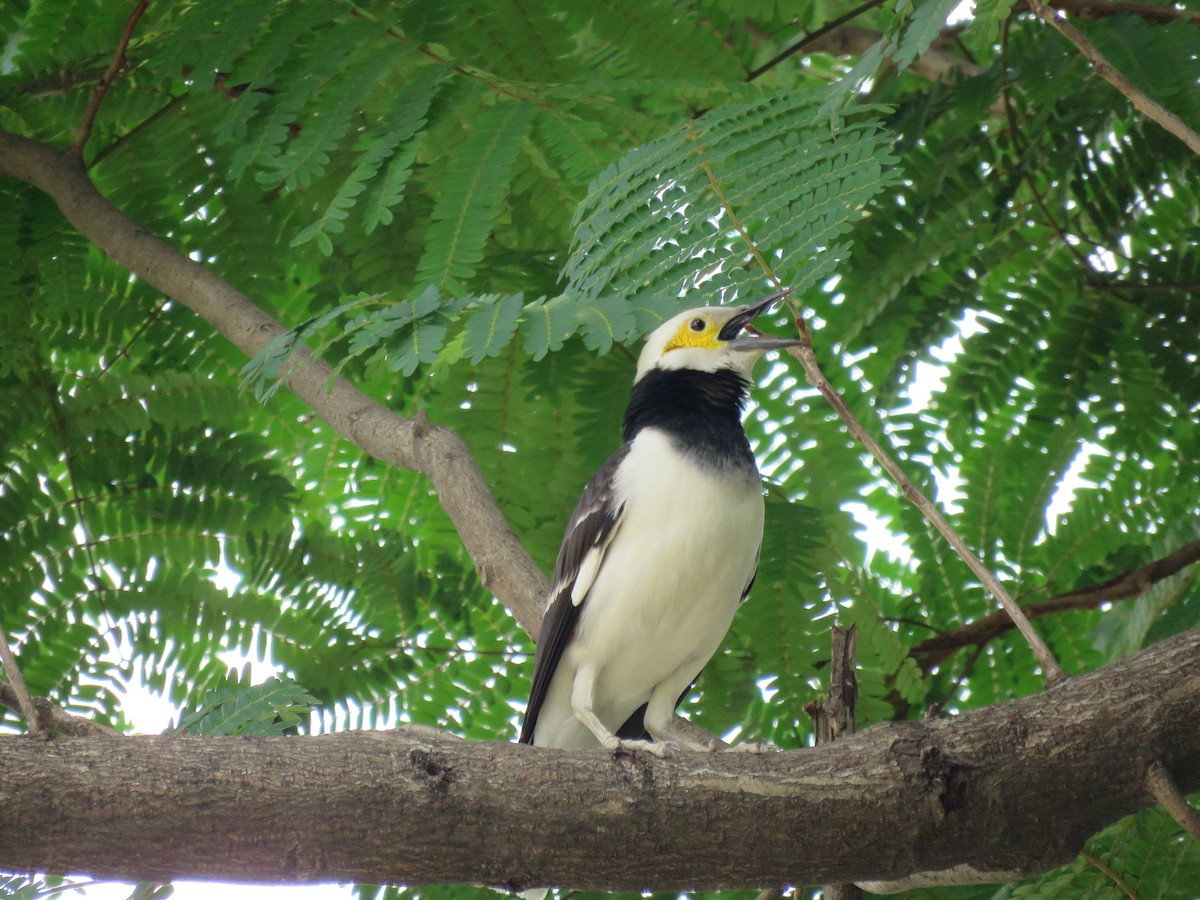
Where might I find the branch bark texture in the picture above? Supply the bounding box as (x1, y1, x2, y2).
(911, 540, 1200, 669)
(0, 128, 548, 636)
(2, 630, 1197, 890)
(1026, 0, 1200, 156)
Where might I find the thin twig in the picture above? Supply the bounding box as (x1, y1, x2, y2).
(805, 626, 862, 900)
(746, 0, 891, 82)
(1079, 850, 1138, 899)
(0, 630, 46, 737)
(1049, 0, 1200, 25)
(1026, 0, 1200, 157)
(911, 541, 1200, 669)
(1089, 280, 1200, 294)
(687, 142, 1065, 684)
(70, 0, 153, 158)
(1145, 762, 1200, 840)
(785, 318, 1067, 683)
(0, 681, 122, 737)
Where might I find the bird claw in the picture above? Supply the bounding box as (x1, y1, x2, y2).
(605, 736, 675, 758)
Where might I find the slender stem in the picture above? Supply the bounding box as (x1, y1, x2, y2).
(746, 0, 891, 82)
(0, 680, 122, 737)
(689, 134, 1066, 684)
(1146, 762, 1200, 840)
(785, 318, 1067, 683)
(911, 541, 1200, 669)
(1079, 851, 1138, 898)
(1026, 0, 1200, 157)
(0, 629, 45, 737)
(70, 0, 153, 158)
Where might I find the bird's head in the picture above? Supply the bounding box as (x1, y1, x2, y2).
(634, 289, 802, 383)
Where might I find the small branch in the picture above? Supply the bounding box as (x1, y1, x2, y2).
(1146, 762, 1200, 840)
(691, 127, 1061, 682)
(0, 631, 45, 738)
(1049, 0, 1200, 25)
(0, 681, 121, 738)
(911, 541, 1200, 670)
(1026, 0, 1200, 157)
(0, 126, 549, 640)
(784, 318, 1067, 683)
(803, 25, 987, 84)
(1079, 851, 1138, 899)
(69, 0, 153, 158)
(806, 626, 863, 900)
(746, 0, 890, 82)
(1089, 280, 1200, 294)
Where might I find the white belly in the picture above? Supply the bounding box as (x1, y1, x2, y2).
(533, 429, 763, 748)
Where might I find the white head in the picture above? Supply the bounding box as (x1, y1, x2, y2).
(634, 290, 802, 383)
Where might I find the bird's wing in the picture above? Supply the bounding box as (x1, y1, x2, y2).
(518, 445, 630, 745)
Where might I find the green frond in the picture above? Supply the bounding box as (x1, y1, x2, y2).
(565, 90, 899, 309)
(462, 293, 524, 364)
(583, 0, 744, 81)
(175, 667, 317, 736)
(415, 101, 538, 293)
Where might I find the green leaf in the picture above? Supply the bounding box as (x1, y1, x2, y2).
(415, 101, 538, 292)
(462, 293, 524, 363)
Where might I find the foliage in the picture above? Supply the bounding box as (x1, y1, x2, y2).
(172, 666, 316, 737)
(1, 0, 1199, 898)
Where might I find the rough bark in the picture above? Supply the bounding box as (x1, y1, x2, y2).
(2, 630, 1197, 890)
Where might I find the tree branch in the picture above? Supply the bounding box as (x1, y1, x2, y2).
(802, 25, 986, 83)
(0, 128, 549, 638)
(1, 630, 1197, 889)
(781, 320, 1067, 683)
(911, 540, 1200, 670)
(70, 0, 153, 158)
(746, 0, 891, 82)
(1048, 0, 1200, 25)
(0, 632, 44, 738)
(1146, 762, 1200, 841)
(1026, 0, 1200, 156)
(0, 683, 121, 738)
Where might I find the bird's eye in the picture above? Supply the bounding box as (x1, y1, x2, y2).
(689, 318, 706, 332)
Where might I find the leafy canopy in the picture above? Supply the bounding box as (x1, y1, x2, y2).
(1, 0, 1199, 897)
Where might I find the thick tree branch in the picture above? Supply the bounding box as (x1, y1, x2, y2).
(1, 630, 1197, 889)
(1026, 0, 1200, 156)
(0, 128, 548, 637)
(911, 540, 1200, 670)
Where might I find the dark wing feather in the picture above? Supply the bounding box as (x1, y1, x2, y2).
(518, 445, 629, 745)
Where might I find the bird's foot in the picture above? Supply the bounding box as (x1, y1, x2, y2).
(604, 736, 677, 758)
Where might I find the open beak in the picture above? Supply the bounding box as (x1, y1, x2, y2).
(718, 287, 802, 350)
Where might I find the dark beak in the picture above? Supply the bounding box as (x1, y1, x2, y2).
(718, 287, 802, 350)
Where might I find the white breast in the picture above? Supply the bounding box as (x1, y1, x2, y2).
(532, 428, 764, 748)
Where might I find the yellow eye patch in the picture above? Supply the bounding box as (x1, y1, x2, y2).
(663, 316, 721, 352)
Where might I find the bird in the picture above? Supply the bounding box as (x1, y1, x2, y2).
(518, 289, 801, 757)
